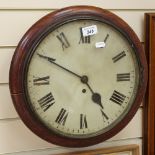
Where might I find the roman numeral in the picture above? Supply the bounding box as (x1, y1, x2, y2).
(104, 34, 109, 43)
(80, 114, 88, 129)
(110, 90, 126, 105)
(112, 51, 126, 63)
(79, 27, 91, 44)
(33, 76, 50, 85)
(55, 108, 68, 126)
(117, 73, 130, 81)
(56, 32, 70, 50)
(100, 109, 109, 120)
(38, 92, 55, 112)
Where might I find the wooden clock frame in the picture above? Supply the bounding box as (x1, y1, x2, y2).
(144, 13, 155, 155)
(9, 6, 147, 147)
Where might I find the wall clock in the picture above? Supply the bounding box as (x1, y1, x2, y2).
(9, 6, 147, 147)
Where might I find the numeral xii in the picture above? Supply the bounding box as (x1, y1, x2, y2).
(79, 27, 91, 44)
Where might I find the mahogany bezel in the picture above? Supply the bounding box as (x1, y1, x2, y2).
(9, 6, 147, 147)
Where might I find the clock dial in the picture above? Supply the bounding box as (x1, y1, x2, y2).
(10, 6, 147, 147)
(26, 19, 139, 138)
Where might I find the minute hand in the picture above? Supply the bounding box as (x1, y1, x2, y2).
(37, 53, 103, 109)
(37, 53, 82, 78)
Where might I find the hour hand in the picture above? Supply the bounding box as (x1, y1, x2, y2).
(83, 80, 104, 109)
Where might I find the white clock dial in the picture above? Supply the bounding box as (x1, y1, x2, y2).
(26, 20, 139, 138)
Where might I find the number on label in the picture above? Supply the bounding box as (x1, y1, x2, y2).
(38, 92, 55, 112)
(110, 90, 126, 105)
(80, 114, 88, 129)
(56, 32, 70, 50)
(79, 27, 90, 44)
(117, 73, 130, 81)
(82, 25, 97, 36)
(33, 76, 50, 85)
(112, 51, 126, 63)
(55, 108, 68, 126)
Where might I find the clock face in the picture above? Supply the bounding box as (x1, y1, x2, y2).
(25, 19, 139, 138)
(10, 6, 147, 147)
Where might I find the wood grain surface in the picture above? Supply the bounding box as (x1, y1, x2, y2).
(144, 13, 155, 155)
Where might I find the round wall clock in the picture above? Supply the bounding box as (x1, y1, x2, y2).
(9, 6, 147, 147)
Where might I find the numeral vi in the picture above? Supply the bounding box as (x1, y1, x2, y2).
(80, 114, 88, 129)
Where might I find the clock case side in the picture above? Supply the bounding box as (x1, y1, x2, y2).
(144, 13, 155, 155)
(9, 6, 148, 147)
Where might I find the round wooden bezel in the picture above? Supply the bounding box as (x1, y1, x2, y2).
(9, 6, 147, 147)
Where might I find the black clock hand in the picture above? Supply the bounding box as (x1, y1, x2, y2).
(37, 53, 103, 108)
(82, 78, 104, 109)
(104, 34, 109, 43)
(37, 53, 81, 78)
(38, 54, 90, 87)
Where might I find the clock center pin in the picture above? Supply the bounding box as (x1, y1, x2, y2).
(81, 75, 88, 84)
